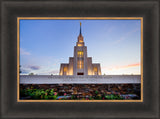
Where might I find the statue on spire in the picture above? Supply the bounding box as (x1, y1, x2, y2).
(80, 22, 82, 35)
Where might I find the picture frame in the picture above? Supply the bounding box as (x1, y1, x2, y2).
(18, 17, 143, 102)
(1, 0, 159, 119)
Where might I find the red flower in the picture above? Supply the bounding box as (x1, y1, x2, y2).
(54, 92, 57, 95)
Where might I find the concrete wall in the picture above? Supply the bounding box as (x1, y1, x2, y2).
(68, 57, 74, 75)
(92, 63, 102, 75)
(59, 64, 69, 75)
(87, 57, 93, 75)
(20, 75, 141, 84)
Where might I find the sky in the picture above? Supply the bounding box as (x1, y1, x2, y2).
(20, 19, 141, 75)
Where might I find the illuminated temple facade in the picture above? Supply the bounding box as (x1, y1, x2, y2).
(59, 23, 101, 76)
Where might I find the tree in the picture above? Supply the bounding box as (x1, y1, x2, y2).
(19, 65, 22, 73)
(29, 73, 34, 75)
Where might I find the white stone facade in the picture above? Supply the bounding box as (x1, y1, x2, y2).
(59, 23, 101, 76)
(20, 75, 141, 84)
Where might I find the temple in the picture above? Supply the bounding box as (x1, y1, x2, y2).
(59, 22, 101, 76)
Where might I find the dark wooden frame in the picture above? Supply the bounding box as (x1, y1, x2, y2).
(1, 0, 159, 118)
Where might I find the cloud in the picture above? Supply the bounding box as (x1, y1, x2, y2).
(20, 65, 41, 74)
(113, 28, 139, 44)
(20, 48, 31, 55)
(20, 66, 33, 74)
(48, 70, 59, 74)
(27, 65, 41, 70)
(21, 68, 30, 74)
(102, 62, 140, 71)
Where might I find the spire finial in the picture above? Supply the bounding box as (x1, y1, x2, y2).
(80, 22, 82, 35)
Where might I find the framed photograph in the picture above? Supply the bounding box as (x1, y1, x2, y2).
(18, 17, 143, 102)
(1, 0, 159, 119)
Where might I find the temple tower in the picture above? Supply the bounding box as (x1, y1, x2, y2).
(59, 22, 101, 76)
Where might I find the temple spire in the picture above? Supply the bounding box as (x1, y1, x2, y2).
(77, 22, 84, 46)
(80, 22, 82, 35)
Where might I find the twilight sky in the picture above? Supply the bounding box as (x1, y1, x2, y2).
(20, 19, 141, 75)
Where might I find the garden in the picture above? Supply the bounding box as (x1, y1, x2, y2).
(20, 83, 140, 100)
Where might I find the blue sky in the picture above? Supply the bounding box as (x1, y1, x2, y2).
(20, 19, 141, 75)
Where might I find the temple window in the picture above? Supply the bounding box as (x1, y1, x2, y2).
(77, 43, 83, 47)
(94, 67, 98, 75)
(77, 60, 84, 69)
(63, 67, 67, 75)
(77, 51, 84, 57)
